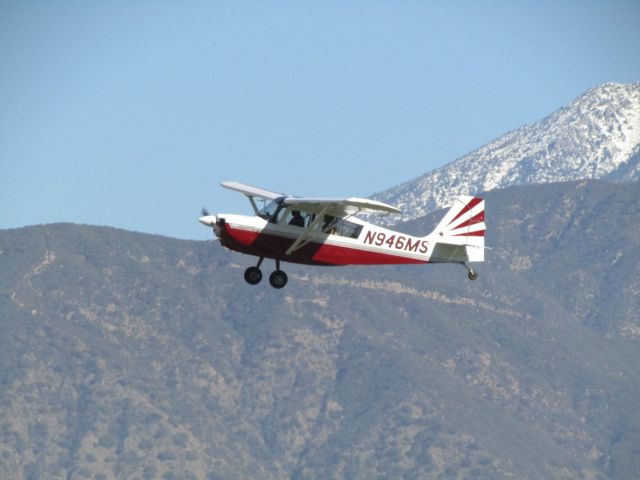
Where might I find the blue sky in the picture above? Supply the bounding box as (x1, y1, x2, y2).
(1, 1, 639, 240)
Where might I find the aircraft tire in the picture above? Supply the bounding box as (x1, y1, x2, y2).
(269, 270, 288, 289)
(244, 266, 263, 285)
(468, 269, 478, 281)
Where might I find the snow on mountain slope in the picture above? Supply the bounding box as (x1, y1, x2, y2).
(372, 82, 640, 222)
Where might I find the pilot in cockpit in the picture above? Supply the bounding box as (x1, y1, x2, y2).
(288, 210, 305, 227)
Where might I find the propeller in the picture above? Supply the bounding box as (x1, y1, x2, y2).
(198, 207, 217, 227)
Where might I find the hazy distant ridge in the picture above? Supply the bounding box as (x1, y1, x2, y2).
(373, 82, 640, 221)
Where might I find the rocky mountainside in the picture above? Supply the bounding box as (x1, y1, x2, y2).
(372, 82, 640, 222)
(1, 180, 639, 479)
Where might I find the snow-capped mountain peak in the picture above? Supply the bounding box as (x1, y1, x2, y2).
(373, 82, 640, 222)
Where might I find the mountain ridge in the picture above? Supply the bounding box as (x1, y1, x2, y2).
(372, 82, 640, 222)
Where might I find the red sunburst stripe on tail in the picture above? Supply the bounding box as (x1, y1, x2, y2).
(453, 230, 485, 237)
(451, 211, 485, 230)
(449, 197, 483, 225)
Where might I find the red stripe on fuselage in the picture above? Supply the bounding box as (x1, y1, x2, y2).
(312, 243, 427, 265)
(219, 223, 426, 266)
(224, 223, 259, 246)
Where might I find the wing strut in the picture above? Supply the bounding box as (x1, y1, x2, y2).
(247, 195, 260, 215)
(285, 207, 329, 255)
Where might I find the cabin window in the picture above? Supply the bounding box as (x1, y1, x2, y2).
(282, 209, 308, 228)
(340, 220, 363, 239)
(322, 215, 363, 239)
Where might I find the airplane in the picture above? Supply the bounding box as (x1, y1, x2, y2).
(199, 181, 485, 288)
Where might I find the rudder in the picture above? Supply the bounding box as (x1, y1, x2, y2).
(428, 196, 485, 263)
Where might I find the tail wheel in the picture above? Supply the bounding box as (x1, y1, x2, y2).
(269, 270, 288, 289)
(468, 269, 478, 281)
(244, 266, 262, 285)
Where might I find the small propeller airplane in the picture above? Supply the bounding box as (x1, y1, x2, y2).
(199, 181, 485, 288)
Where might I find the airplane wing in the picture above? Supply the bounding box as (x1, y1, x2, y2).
(282, 197, 401, 216)
(221, 181, 400, 216)
(221, 181, 285, 200)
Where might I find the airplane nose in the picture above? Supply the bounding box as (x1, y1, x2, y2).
(198, 215, 217, 227)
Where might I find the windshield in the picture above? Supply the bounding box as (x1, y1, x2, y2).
(258, 199, 282, 221)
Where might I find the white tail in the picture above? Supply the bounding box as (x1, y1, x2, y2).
(427, 196, 485, 263)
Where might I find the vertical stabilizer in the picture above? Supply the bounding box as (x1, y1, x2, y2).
(428, 196, 485, 263)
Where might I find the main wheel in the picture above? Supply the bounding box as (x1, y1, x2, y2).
(269, 270, 288, 289)
(244, 266, 262, 285)
(468, 269, 478, 281)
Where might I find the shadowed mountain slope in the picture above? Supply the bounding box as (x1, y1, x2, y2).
(1, 180, 638, 479)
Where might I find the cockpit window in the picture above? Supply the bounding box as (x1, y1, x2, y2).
(259, 202, 362, 238)
(258, 199, 284, 222)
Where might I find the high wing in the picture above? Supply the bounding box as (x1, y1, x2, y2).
(221, 181, 285, 200)
(221, 181, 401, 217)
(282, 197, 401, 217)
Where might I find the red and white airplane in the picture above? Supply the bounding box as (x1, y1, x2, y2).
(199, 181, 485, 288)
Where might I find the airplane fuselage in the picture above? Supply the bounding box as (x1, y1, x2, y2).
(200, 181, 484, 287)
(214, 214, 430, 267)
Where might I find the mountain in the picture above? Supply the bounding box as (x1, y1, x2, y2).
(372, 82, 640, 222)
(1, 179, 639, 479)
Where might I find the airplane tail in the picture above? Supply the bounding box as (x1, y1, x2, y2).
(427, 196, 485, 264)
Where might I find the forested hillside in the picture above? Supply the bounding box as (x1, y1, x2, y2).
(1, 180, 638, 479)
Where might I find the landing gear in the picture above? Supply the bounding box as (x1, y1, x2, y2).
(244, 257, 264, 285)
(269, 270, 288, 289)
(465, 264, 478, 281)
(243, 257, 288, 288)
(244, 266, 262, 285)
(269, 258, 288, 289)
